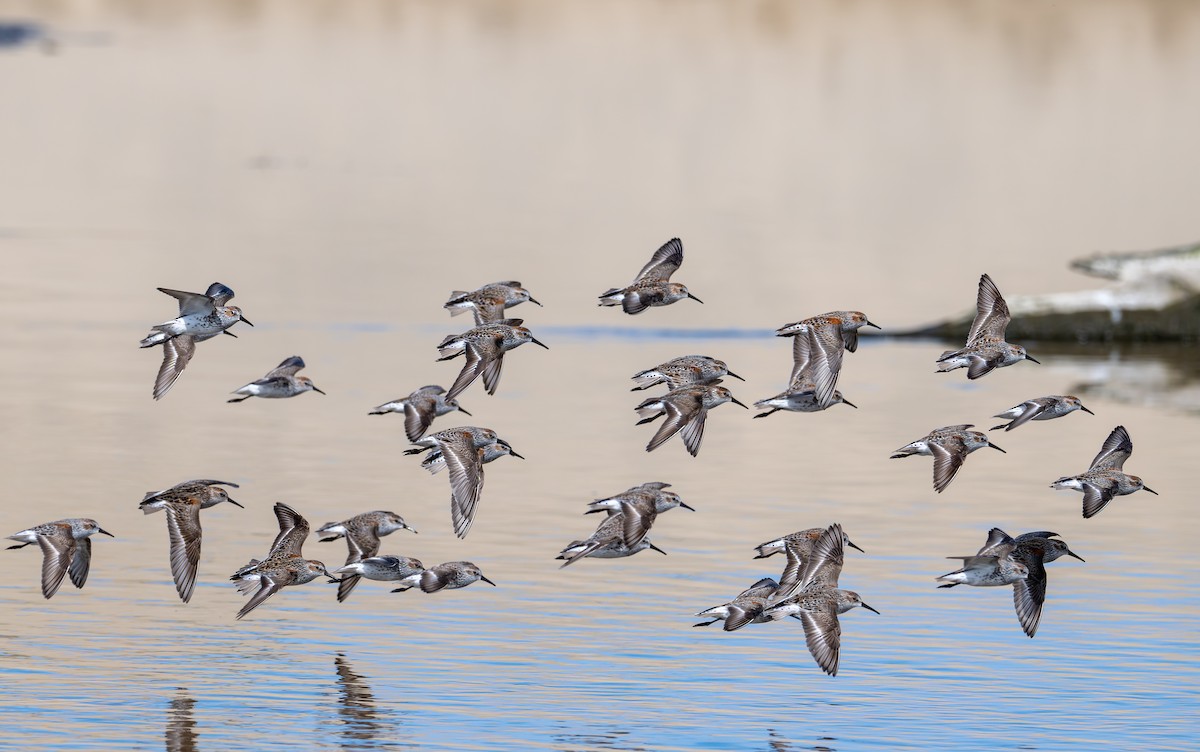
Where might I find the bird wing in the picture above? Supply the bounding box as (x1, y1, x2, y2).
(966, 274, 1011, 344)
(265, 356, 306, 378)
(776, 545, 805, 600)
(633, 237, 684, 283)
(618, 499, 656, 548)
(677, 406, 708, 458)
(336, 528, 380, 603)
(794, 326, 843, 408)
(799, 609, 842, 676)
(931, 439, 968, 493)
(444, 341, 491, 401)
(37, 533, 77, 599)
(1081, 481, 1117, 519)
(158, 287, 215, 317)
(235, 574, 281, 620)
(1004, 400, 1047, 431)
(153, 335, 196, 401)
(403, 401, 434, 443)
(480, 351, 505, 395)
(472, 300, 507, 326)
(966, 354, 1000, 381)
(645, 395, 698, 453)
(204, 282, 236, 306)
(799, 524, 846, 589)
(977, 527, 1015, 555)
(444, 440, 485, 539)
(165, 500, 203, 603)
(67, 536, 92, 590)
(269, 503, 310, 558)
(1012, 556, 1048, 637)
(1089, 425, 1132, 471)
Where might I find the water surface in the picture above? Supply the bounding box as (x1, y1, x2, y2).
(0, 2, 1198, 750)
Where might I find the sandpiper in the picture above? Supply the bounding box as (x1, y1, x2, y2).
(317, 511, 418, 602)
(140, 482, 242, 602)
(775, 311, 880, 357)
(140, 282, 253, 400)
(230, 503, 332, 620)
(635, 383, 748, 456)
(630, 356, 743, 391)
(1050, 425, 1157, 518)
(694, 577, 781, 631)
(445, 281, 541, 325)
(368, 385, 471, 442)
(567, 494, 671, 562)
(418, 437, 522, 475)
(7, 518, 113, 599)
(557, 511, 667, 568)
(991, 395, 1094, 432)
(598, 237, 702, 314)
(955, 529, 1084, 637)
(935, 274, 1039, 379)
(140, 479, 243, 514)
(391, 561, 495, 593)
(890, 424, 1006, 493)
(404, 427, 518, 538)
(754, 527, 864, 561)
(936, 552, 1029, 588)
(332, 555, 425, 585)
(754, 329, 856, 417)
(762, 525, 879, 676)
(585, 484, 694, 517)
(437, 320, 548, 401)
(228, 356, 325, 402)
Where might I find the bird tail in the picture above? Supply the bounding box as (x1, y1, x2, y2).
(139, 329, 169, 348)
(444, 292, 471, 314)
(598, 289, 623, 306)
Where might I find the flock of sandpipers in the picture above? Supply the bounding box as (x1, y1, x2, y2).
(7, 239, 1159, 675)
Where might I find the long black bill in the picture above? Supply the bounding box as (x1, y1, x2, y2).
(240, 317, 254, 327)
(479, 575, 497, 586)
(1143, 486, 1159, 495)
(313, 387, 327, 395)
(528, 297, 543, 307)
(679, 502, 696, 511)
(98, 528, 115, 537)
(861, 602, 881, 614)
(457, 407, 472, 416)
(841, 398, 858, 409)
(1025, 355, 1040, 364)
(648, 543, 668, 555)
(730, 398, 749, 409)
(223, 330, 239, 338)
(226, 497, 245, 509)
(687, 293, 704, 304)
(989, 443, 1007, 453)
(531, 337, 550, 350)
(726, 371, 746, 381)
(1067, 550, 1086, 562)
(846, 539, 865, 553)
(865, 321, 882, 330)
(1080, 406, 1095, 415)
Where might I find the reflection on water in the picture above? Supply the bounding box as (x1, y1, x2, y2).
(556, 730, 646, 752)
(165, 688, 198, 752)
(1, 1, 1199, 751)
(332, 653, 411, 751)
